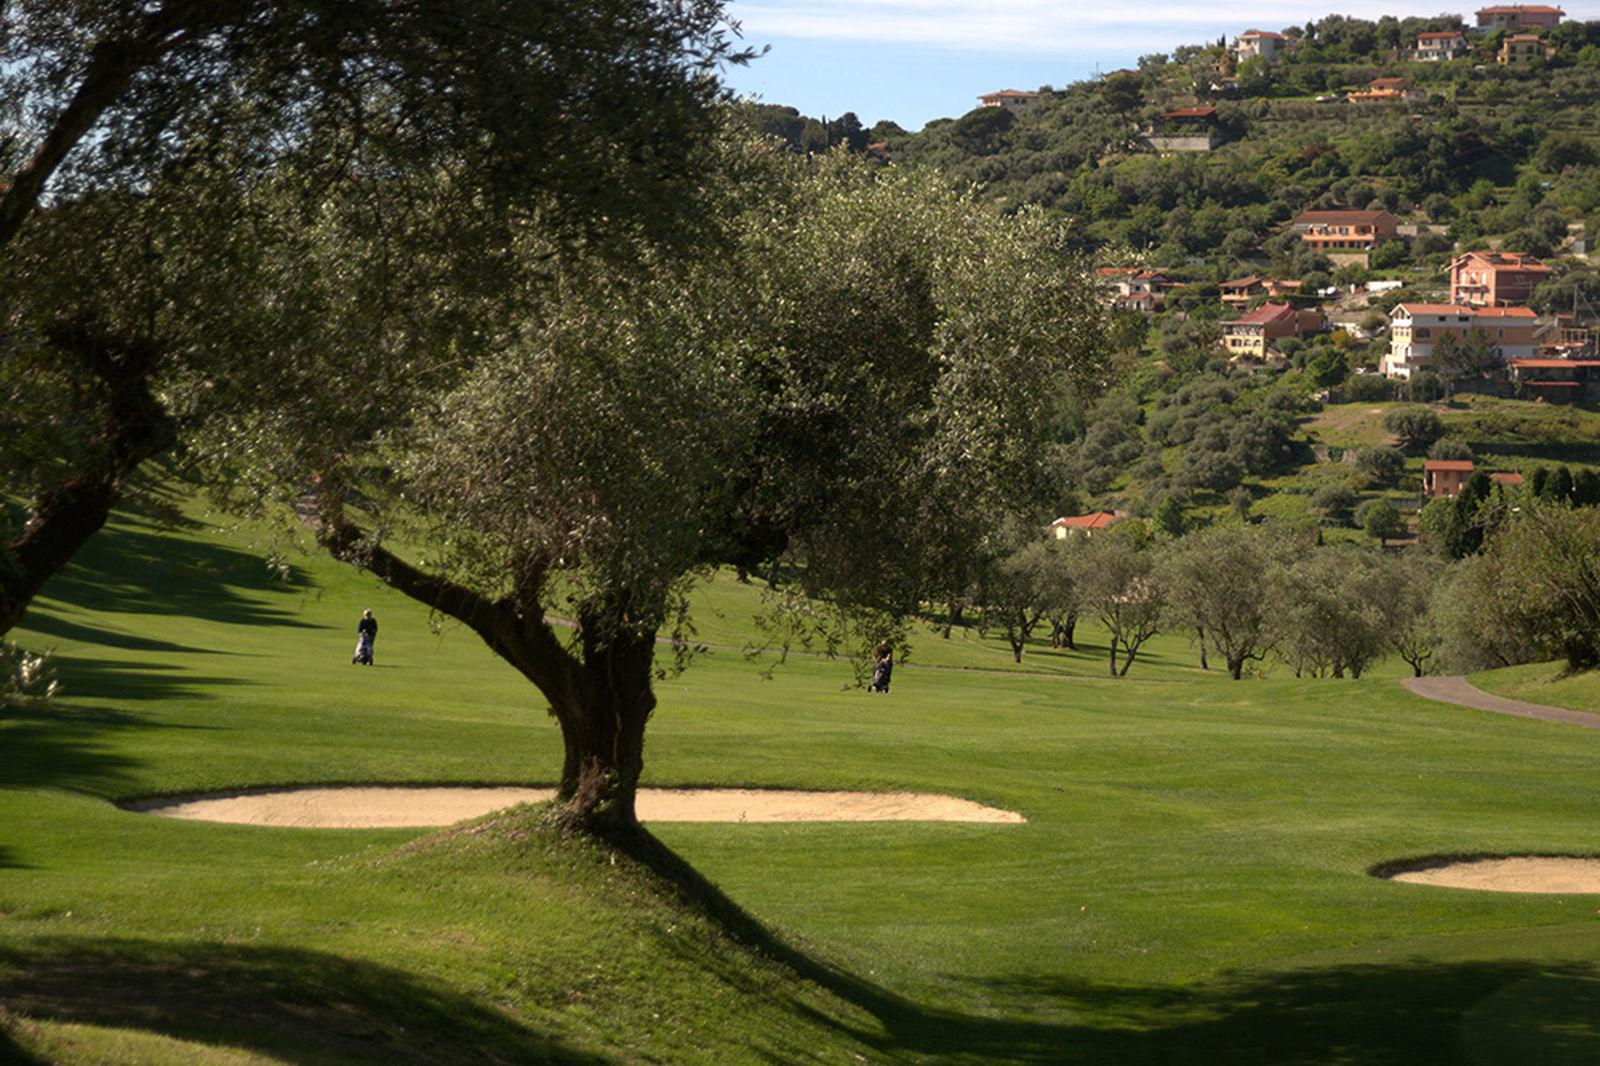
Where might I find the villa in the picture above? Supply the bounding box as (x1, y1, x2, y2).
(1382, 303, 1539, 379)
(977, 89, 1039, 114)
(1449, 251, 1551, 307)
(1415, 31, 1471, 60)
(1475, 4, 1564, 31)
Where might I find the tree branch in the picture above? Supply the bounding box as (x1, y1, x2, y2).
(313, 491, 581, 699)
(0, 2, 210, 250)
(1, 325, 175, 636)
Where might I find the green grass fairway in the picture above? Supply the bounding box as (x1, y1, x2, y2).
(4, 500, 1600, 1063)
(1472, 663, 1600, 716)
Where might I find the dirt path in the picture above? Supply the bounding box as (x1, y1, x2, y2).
(129, 787, 1026, 829)
(1400, 675, 1600, 732)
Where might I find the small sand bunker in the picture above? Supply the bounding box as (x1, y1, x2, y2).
(1388, 857, 1600, 894)
(130, 786, 1025, 829)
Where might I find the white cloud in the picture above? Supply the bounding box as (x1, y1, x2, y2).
(730, 1, 1470, 52)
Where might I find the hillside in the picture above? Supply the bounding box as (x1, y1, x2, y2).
(742, 10, 1600, 534)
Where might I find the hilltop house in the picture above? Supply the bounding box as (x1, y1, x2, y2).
(1219, 275, 1302, 309)
(1291, 209, 1400, 264)
(1382, 303, 1539, 378)
(1143, 106, 1220, 153)
(1423, 460, 1475, 498)
(1233, 30, 1288, 62)
(1498, 33, 1554, 64)
(1221, 303, 1325, 360)
(1052, 512, 1120, 538)
(1096, 268, 1172, 313)
(977, 89, 1038, 113)
(1476, 4, 1564, 31)
(1449, 251, 1551, 306)
(1349, 76, 1419, 102)
(1415, 31, 1471, 60)
(1508, 358, 1600, 403)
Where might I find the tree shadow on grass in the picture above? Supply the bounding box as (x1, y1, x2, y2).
(34, 517, 320, 631)
(0, 700, 208, 794)
(618, 831, 1595, 1065)
(43, 654, 256, 703)
(18, 609, 220, 656)
(0, 936, 611, 1065)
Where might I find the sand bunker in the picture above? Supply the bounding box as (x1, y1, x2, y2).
(1388, 857, 1600, 894)
(129, 786, 1025, 829)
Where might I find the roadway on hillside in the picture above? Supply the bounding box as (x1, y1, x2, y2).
(1402, 675, 1600, 732)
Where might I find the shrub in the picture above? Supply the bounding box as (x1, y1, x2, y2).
(1309, 484, 1359, 524)
(1356, 445, 1405, 483)
(1428, 436, 1474, 461)
(1357, 498, 1406, 540)
(1343, 374, 1393, 402)
(1383, 406, 1444, 452)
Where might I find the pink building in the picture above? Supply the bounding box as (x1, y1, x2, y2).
(1449, 252, 1551, 307)
(1476, 5, 1564, 31)
(1423, 460, 1474, 498)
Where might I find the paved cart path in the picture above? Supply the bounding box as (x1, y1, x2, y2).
(1401, 675, 1600, 732)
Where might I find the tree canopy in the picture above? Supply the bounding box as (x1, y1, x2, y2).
(238, 154, 1109, 833)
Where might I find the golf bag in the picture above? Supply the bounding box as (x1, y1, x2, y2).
(353, 632, 374, 666)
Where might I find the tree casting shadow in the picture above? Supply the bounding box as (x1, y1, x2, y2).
(616, 830, 1597, 1064)
(0, 937, 611, 1065)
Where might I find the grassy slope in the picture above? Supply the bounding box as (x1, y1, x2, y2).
(4, 499, 1600, 1062)
(1471, 662, 1600, 714)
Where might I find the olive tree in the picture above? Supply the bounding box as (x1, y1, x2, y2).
(1, 0, 743, 640)
(1272, 544, 1391, 678)
(1161, 524, 1296, 679)
(260, 157, 1108, 834)
(1069, 530, 1165, 677)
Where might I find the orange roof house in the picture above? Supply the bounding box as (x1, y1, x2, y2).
(1424, 459, 1475, 498)
(1449, 251, 1551, 307)
(1052, 512, 1120, 538)
(1476, 4, 1564, 31)
(1349, 76, 1419, 102)
(1291, 210, 1400, 254)
(1219, 275, 1302, 307)
(1416, 31, 1470, 61)
(1498, 33, 1553, 65)
(1383, 303, 1539, 378)
(1221, 302, 1326, 360)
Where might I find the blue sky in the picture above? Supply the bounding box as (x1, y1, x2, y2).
(721, 2, 1590, 130)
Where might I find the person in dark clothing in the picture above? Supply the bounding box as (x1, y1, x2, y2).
(870, 641, 893, 693)
(353, 609, 378, 666)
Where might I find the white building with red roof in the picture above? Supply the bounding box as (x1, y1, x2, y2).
(1416, 31, 1471, 61)
(1233, 29, 1288, 62)
(1383, 304, 1539, 378)
(1096, 268, 1171, 313)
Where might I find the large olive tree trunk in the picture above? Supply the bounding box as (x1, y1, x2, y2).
(1, 327, 174, 639)
(318, 499, 658, 834)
